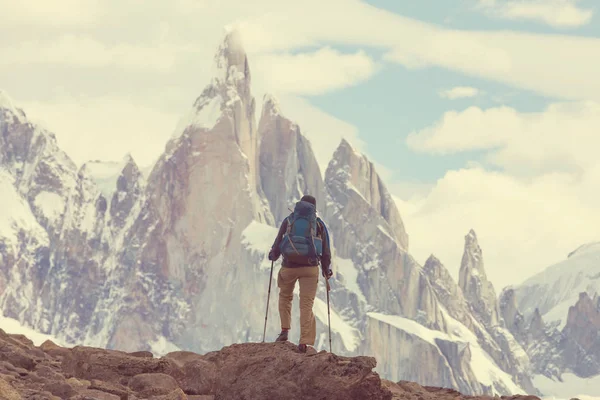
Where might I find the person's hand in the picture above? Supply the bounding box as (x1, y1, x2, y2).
(268, 250, 278, 261)
(322, 268, 333, 279)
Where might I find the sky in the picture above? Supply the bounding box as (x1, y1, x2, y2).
(1, 0, 599, 290)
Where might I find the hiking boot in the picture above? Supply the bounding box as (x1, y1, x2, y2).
(298, 344, 307, 353)
(275, 330, 288, 342)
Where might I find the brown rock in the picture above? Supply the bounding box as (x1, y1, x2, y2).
(207, 342, 392, 400)
(66, 377, 91, 388)
(0, 344, 35, 371)
(90, 379, 130, 399)
(164, 352, 217, 395)
(23, 391, 60, 400)
(39, 340, 70, 359)
(129, 373, 180, 397)
(72, 388, 121, 400)
(34, 365, 64, 380)
(129, 351, 154, 358)
(0, 377, 22, 400)
(7, 335, 33, 348)
(62, 346, 182, 386)
(42, 381, 76, 398)
(149, 388, 188, 400)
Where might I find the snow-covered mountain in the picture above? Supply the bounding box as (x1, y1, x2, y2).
(514, 242, 600, 330)
(499, 242, 600, 393)
(1, 31, 598, 397)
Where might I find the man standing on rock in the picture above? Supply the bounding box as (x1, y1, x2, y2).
(268, 195, 333, 353)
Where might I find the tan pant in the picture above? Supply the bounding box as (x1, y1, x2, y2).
(277, 266, 319, 345)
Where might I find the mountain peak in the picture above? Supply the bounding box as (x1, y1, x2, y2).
(212, 29, 250, 87)
(459, 229, 502, 327)
(337, 137, 359, 156)
(424, 254, 442, 268)
(0, 89, 26, 122)
(262, 93, 283, 117)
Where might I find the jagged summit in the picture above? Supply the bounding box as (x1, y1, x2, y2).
(262, 93, 283, 117)
(0, 89, 26, 122)
(326, 138, 409, 250)
(171, 31, 254, 141)
(459, 229, 501, 327)
(212, 28, 250, 87)
(425, 254, 441, 266)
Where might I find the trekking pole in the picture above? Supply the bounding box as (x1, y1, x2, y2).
(326, 277, 332, 353)
(262, 261, 275, 342)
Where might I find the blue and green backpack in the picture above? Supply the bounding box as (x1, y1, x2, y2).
(279, 200, 323, 265)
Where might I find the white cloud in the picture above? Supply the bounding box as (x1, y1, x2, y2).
(396, 100, 600, 289)
(406, 102, 600, 175)
(476, 0, 593, 28)
(399, 165, 600, 291)
(0, 35, 181, 71)
(229, 0, 600, 102)
(20, 95, 180, 168)
(252, 47, 377, 96)
(439, 86, 481, 99)
(0, 0, 102, 27)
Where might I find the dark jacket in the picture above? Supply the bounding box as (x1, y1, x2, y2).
(270, 216, 332, 270)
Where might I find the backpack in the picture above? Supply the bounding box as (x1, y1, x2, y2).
(279, 200, 323, 265)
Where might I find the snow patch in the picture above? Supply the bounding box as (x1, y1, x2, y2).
(0, 314, 67, 347)
(241, 221, 278, 255)
(335, 257, 367, 304)
(534, 372, 600, 399)
(84, 160, 122, 198)
(517, 243, 600, 325)
(149, 336, 181, 357)
(34, 191, 64, 222)
(172, 94, 223, 139)
(314, 297, 360, 352)
(0, 172, 48, 246)
(367, 311, 525, 395)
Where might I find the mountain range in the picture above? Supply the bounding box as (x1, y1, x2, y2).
(1, 30, 599, 398)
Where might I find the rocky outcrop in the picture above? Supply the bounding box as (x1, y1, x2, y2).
(425, 243, 534, 394)
(258, 94, 325, 224)
(326, 139, 408, 250)
(0, 329, 540, 400)
(562, 292, 600, 377)
(459, 230, 501, 327)
(324, 139, 434, 322)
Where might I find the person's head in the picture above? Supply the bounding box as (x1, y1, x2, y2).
(300, 195, 316, 208)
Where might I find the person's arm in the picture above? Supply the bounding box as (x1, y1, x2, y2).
(319, 219, 332, 277)
(268, 219, 288, 261)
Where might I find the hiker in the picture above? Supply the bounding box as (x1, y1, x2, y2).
(268, 194, 333, 353)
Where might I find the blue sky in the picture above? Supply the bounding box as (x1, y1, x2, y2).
(305, 0, 597, 183)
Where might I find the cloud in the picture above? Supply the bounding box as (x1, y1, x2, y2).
(19, 95, 180, 167)
(396, 99, 600, 289)
(406, 101, 600, 176)
(439, 86, 481, 99)
(0, 0, 102, 27)
(0, 35, 182, 71)
(231, 0, 600, 102)
(399, 164, 600, 290)
(252, 47, 378, 96)
(476, 0, 593, 28)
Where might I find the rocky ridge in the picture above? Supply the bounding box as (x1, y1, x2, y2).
(0, 328, 542, 400)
